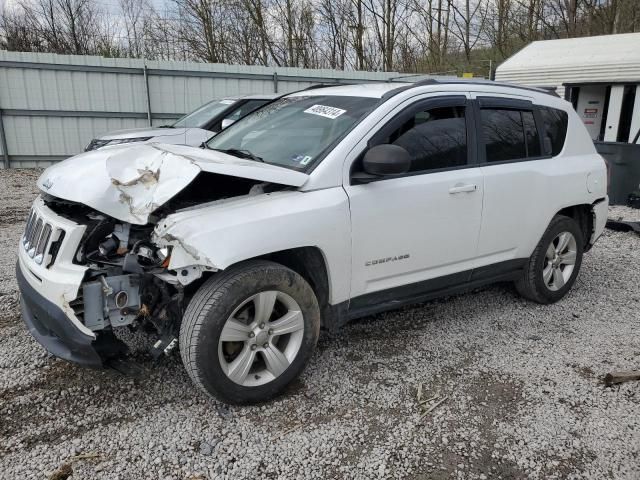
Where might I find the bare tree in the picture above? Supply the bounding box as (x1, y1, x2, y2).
(173, 0, 231, 63)
(2, 0, 639, 73)
(450, 0, 489, 62)
(119, 0, 153, 57)
(317, 0, 351, 69)
(240, 0, 281, 66)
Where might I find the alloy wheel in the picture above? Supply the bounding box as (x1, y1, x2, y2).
(543, 231, 577, 291)
(217, 291, 305, 387)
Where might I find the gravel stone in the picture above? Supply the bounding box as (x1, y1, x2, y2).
(1, 169, 639, 478)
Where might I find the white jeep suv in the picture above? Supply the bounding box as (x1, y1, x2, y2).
(17, 80, 608, 404)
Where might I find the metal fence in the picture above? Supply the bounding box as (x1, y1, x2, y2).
(0, 51, 403, 168)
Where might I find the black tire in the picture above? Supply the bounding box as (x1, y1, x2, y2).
(179, 260, 320, 405)
(515, 215, 584, 304)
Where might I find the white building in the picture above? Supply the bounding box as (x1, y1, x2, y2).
(495, 33, 640, 143)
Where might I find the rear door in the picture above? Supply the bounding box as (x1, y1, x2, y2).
(472, 95, 552, 268)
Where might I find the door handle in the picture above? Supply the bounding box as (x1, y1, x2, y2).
(449, 183, 477, 194)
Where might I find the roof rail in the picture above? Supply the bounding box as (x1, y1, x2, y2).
(410, 78, 560, 97)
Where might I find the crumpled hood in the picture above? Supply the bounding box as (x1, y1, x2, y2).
(38, 143, 309, 225)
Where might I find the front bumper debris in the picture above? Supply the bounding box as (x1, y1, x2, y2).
(17, 262, 103, 368)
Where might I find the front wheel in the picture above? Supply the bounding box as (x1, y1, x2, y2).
(179, 260, 320, 405)
(515, 215, 584, 304)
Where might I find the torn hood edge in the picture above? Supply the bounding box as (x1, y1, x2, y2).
(37, 143, 309, 225)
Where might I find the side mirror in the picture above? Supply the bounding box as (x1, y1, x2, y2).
(221, 118, 235, 129)
(362, 144, 411, 176)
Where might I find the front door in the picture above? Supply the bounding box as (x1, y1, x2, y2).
(344, 95, 484, 308)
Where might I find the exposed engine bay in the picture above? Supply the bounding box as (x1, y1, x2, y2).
(41, 172, 280, 361)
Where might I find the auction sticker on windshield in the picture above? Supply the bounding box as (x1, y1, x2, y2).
(304, 105, 346, 119)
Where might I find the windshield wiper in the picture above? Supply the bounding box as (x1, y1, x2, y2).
(212, 148, 264, 162)
(158, 124, 175, 128)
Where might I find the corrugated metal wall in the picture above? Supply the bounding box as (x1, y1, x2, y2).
(0, 51, 401, 168)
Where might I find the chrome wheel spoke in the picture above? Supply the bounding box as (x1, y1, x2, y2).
(556, 232, 571, 253)
(543, 264, 553, 284)
(552, 268, 565, 289)
(253, 291, 277, 324)
(220, 318, 252, 342)
(261, 346, 290, 378)
(226, 346, 256, 384)
(545, 244, 556, 260)
(560, 250, 576, 265)
(269, 310, 304, 336)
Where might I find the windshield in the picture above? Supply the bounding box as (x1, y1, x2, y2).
(173, 99, 237, 128)
(205, 95, 379, 170)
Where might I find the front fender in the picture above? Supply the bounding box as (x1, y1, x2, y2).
(153, 188, 351, 304)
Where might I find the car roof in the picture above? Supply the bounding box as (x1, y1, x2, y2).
(287, 83, 401, 98)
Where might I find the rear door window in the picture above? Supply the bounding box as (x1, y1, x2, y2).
(481, 108, 541, 162)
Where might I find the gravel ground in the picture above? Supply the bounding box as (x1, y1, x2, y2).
(1, 169, 639, 480)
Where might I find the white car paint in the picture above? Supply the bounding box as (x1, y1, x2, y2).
(19, 81, 609, 365)
(152, 188, 352, 304)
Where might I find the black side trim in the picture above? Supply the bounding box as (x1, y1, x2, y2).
(532, 106, 549, 156)
(470, 258, 527, 281)
(346, 259, 527, 322)
(16, 262, 103, 368)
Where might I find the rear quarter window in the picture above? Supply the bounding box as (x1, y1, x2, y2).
(539, 107, 568, 156)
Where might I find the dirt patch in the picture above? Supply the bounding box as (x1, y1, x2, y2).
(48, 462, 73, 480)
(416, 372, 527, 479)
(571, 363, 596, 380)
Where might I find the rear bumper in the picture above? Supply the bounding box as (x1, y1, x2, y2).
(17, 262, 102, 368)
(590, 196, 609, 246)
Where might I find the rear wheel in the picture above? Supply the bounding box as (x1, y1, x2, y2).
(515, 215, 584, 304)
(180, 260, 320, 404)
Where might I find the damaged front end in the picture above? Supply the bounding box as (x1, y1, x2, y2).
(18, 143, 308, 367)
(61, 197, 186, 359)
(19, 193, 192, 365)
